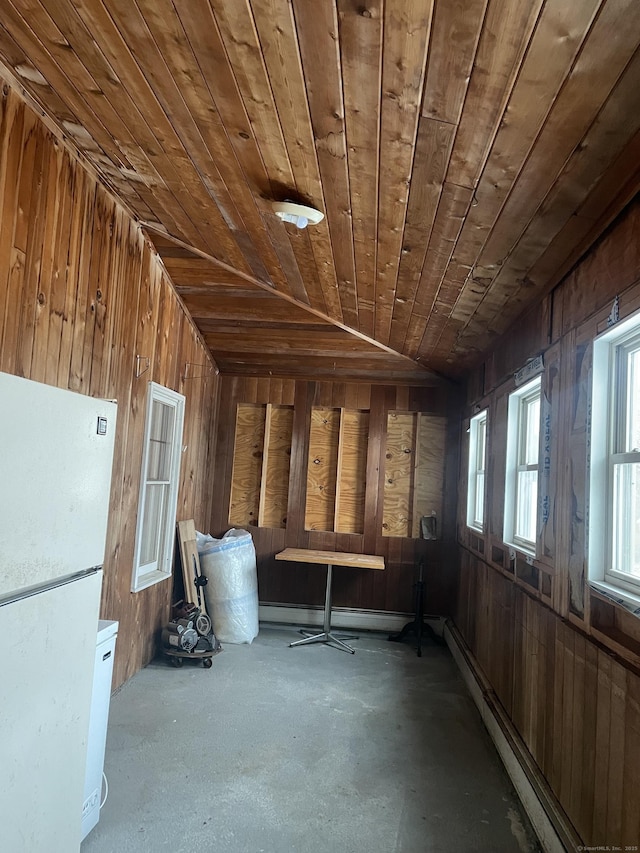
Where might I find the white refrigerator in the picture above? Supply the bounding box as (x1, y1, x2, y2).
(0, 371, 117, 853)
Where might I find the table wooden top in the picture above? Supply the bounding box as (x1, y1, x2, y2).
(275, 548, 385, 571)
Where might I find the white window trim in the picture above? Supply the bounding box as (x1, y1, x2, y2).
(467, 409, 488, 532)
(504, 376, 541, 556)
(589, 312, 640, 598)
(131, 382, 185, 593)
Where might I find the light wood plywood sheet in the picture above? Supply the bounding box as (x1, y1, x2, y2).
(229, 403, 265, 527)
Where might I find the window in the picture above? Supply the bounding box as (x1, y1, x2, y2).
(131, 382, 185, 593)
(590, 314, 640, 599)
(504, 376, 541, 554)
(467, 409, 487, 532)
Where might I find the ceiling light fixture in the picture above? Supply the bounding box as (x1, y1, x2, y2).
(272, 200, 324, 230)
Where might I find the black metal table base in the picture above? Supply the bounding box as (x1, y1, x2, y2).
(388, 559, 444, 657)
(388, 617, 441, 657)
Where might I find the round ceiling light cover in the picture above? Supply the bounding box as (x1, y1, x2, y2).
(272, 200, 324, 229)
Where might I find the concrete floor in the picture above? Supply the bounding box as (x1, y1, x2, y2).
(82, 625, 540, 853)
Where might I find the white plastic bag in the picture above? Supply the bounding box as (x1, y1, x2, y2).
(197, 529, 259, 644)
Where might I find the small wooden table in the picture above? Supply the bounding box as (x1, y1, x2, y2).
(275, 548, 385, 654)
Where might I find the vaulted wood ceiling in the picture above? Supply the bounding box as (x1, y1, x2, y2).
(1, 0, 639, 382)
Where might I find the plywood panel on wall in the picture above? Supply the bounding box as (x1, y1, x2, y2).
(211, 377, 455, 616)
(229, 403, 265, 527)
(0, 83, 218, 690)
(260, 405, 294, 529)
(305, 407, 340, 532)
(335, 409, 369, 534)
(383, 412, 417, 537)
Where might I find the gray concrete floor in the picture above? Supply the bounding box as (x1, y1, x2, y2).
(82, 625, 540, 853)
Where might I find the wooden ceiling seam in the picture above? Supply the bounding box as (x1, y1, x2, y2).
(141, 219, 449, 386)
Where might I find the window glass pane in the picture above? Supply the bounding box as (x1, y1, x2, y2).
(627, 349, 640, 453)
(524, 395, 540, 466)
(147, 401, 175, 481)
(140, 483, 167, 566)
(474, 472, 485, 526)
(515, 469, 537, 543)
(612, 461, 640, 579)
(477, 418, 486, 470)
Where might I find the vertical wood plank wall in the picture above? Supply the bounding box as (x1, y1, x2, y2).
(456, 196, 640, 847)
(0, 81, 219, 690)
(211, 377, 459, 616)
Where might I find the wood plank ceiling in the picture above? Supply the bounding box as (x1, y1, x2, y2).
(1, 0, 639, 382)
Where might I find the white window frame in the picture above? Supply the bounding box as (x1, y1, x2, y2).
(467, 409, 488, 532)
(131, 382, 185, 593)
(504, 376, 541, 556)
(589, 312, 640, 603)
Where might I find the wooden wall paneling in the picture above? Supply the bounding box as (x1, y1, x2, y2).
(510, 584, 525, 737)
(621, 671, 640, 846)
(330, 381, 346, 409)
(20, 121, 58, 381)
(549, 617, 566, 800)
(86, 196, 117, 397)
(559, 622, 576, 811)
(568, 632, 586, 829)
(577, 641, 598, 842)
(356, 382, 371, 411)
(0, 90, 25, 357)
(15, 115, 51, 379)
(39, 147, 74, 386)
(488, 386, 508, 548)
(286, 380, 313, 546)
(605, 660, 627, 843)
(214, 379, 247, 534)
(591, 649, 612, 844)
(0, 99, 36, 375)
(534, 603, 552, 773)
(55, 166, 90, 388)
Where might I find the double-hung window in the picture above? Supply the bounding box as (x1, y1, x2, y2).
(590, 314, 640, 599)
(131, 382, 185, 593)
(467, 409, 488, 532)
(504, 376, 541, 555)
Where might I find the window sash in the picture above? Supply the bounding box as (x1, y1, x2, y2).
(132, 383, 185, 592)
(467, 410, 487, 532)
(504, 377, 541, 555)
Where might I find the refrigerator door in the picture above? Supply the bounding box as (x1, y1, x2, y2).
(0, 371, 117, 599)
(0, 570, 102, 853)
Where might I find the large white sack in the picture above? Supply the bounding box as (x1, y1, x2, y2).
(197, 528, 259, 644)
